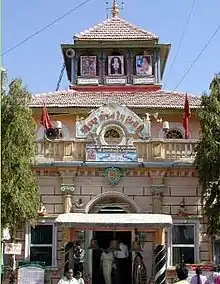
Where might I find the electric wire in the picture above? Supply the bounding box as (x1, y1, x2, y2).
(173, 22, 220, 92)
(2, 0, 92, 57)
(163, 0, 197, 89)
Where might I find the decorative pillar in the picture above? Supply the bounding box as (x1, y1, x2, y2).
(151, 186, 164, 214)
(60, 171, 76, 213)
(149, 171, 166, 214)
(155, 229, 167, 284)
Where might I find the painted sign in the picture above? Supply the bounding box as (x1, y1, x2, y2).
(86, 145, 137, 162)
(105, 78, 127, 85)
(18, 265, 45, 284)
(76, 102, 151, 139)
(77, 78, 99, 85)
(4, 243, 22, 255)
(133, 77, 154, 85)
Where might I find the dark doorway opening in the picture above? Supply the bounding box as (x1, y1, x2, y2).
(92, 206, 132, 284)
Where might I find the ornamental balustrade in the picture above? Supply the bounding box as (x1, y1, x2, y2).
(34, 139, 197, 163)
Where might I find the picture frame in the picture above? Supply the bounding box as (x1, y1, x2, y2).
(80, 56, 97, 77)
(136, 55, 152, 76)
(108, 55, 124, 76)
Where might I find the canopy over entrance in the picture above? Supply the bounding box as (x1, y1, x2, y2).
(55, 213, 172, 231)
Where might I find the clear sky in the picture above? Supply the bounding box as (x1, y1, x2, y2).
(2, 0, 220, 95)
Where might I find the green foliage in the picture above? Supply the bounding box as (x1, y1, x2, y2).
(1, 79, 40, 239)
(195, 75, 220, 237)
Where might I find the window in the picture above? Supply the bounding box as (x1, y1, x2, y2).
(28, 223, 57, 267)
(214, 241, 220, 265)
(166, 129, 183, 139)
(168, 221, 199, 266)
(104, 128, 122, 145)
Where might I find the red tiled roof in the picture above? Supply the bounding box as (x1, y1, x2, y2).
(74, 16, 158, 41)
(30, 90, 201, 109)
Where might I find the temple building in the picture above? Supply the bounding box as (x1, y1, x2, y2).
(6, 1, 220, 283)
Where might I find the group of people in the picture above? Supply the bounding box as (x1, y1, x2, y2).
(100, 240, 147, 284)
(58, 270, 84, 284)
(175, 265, 211, 284)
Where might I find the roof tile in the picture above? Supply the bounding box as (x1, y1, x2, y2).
(74, 16, 158, 41)
(30, 90, 201, 109)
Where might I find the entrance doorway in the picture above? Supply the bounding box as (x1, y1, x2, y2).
(92, 231, 132, 284)
(92, 206, 132, 284)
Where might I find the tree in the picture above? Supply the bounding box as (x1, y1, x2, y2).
(1, 79, 40, 240)
(195, 74, 220, 237)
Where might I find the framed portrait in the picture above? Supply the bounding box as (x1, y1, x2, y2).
(136, 55, 152, 76)
(80, 56, 97, 77)
(108, 56, 124, 76)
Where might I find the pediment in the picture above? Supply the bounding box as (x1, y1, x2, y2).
(76, 102, 151, 141)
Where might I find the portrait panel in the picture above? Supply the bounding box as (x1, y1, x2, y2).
(108, 56, 124, 76)
(136, 55, 152, 75)
(80, 56, 97, 77)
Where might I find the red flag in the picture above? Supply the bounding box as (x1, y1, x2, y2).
(183, 93, 191, 139)
(40, 100, 52, 129)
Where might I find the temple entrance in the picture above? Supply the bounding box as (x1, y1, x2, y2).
(92, 231, 132, 284)
(92, 206, 132, 284)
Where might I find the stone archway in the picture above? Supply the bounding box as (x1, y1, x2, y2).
(85, 191, 140, 213)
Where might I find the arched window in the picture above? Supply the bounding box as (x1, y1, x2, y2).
(104, 128, 122, 145)
(166, 129, 183, 139)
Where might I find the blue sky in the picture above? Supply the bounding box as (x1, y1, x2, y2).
(2, 0, 220, 95)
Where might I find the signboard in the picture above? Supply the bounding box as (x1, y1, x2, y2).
(76, 102, 151, 139)
(4, 243, 22, 255)
(18, 265, 45, 284)
(105, 77, 127, 85)
(86, 145, 137, 162)
(77, 78, 99, 85)
(133, 77, 154, 85)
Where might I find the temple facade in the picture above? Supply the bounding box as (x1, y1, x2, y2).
(5, 1, 220, 284)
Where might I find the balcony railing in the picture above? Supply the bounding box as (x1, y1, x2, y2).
(35, 139, 198, 163)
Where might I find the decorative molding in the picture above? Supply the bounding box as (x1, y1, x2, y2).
(85, 191, 140, 213)
(60, 184, 75, 193)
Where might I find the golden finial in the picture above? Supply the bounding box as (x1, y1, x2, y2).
(112, 0, 119, 17)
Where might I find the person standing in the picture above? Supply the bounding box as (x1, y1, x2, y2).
(174, 265, 189, 284)
(73, 242, 85, 274)
(58, 269, 78, 284)
(74, 271, 85, 284)
(190, 268, 208, 284)
(100, 247, 115, 284)
(114, 240, 129, 283)
(133, 253, 147, 284)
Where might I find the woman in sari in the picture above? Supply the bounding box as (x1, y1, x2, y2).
(133, 253, 147, 284)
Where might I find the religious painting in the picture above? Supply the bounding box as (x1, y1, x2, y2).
(80, 56, 97, 77)
(108, 56, 124, 76)
(136, 55, 152, 76)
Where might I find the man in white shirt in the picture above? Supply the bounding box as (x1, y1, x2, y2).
(58, 269, 78, 284)
(114, 241, 129, 284)
(74, 271, 85, 284)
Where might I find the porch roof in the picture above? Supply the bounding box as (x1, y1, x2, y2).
(55, 213, 172, 230)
